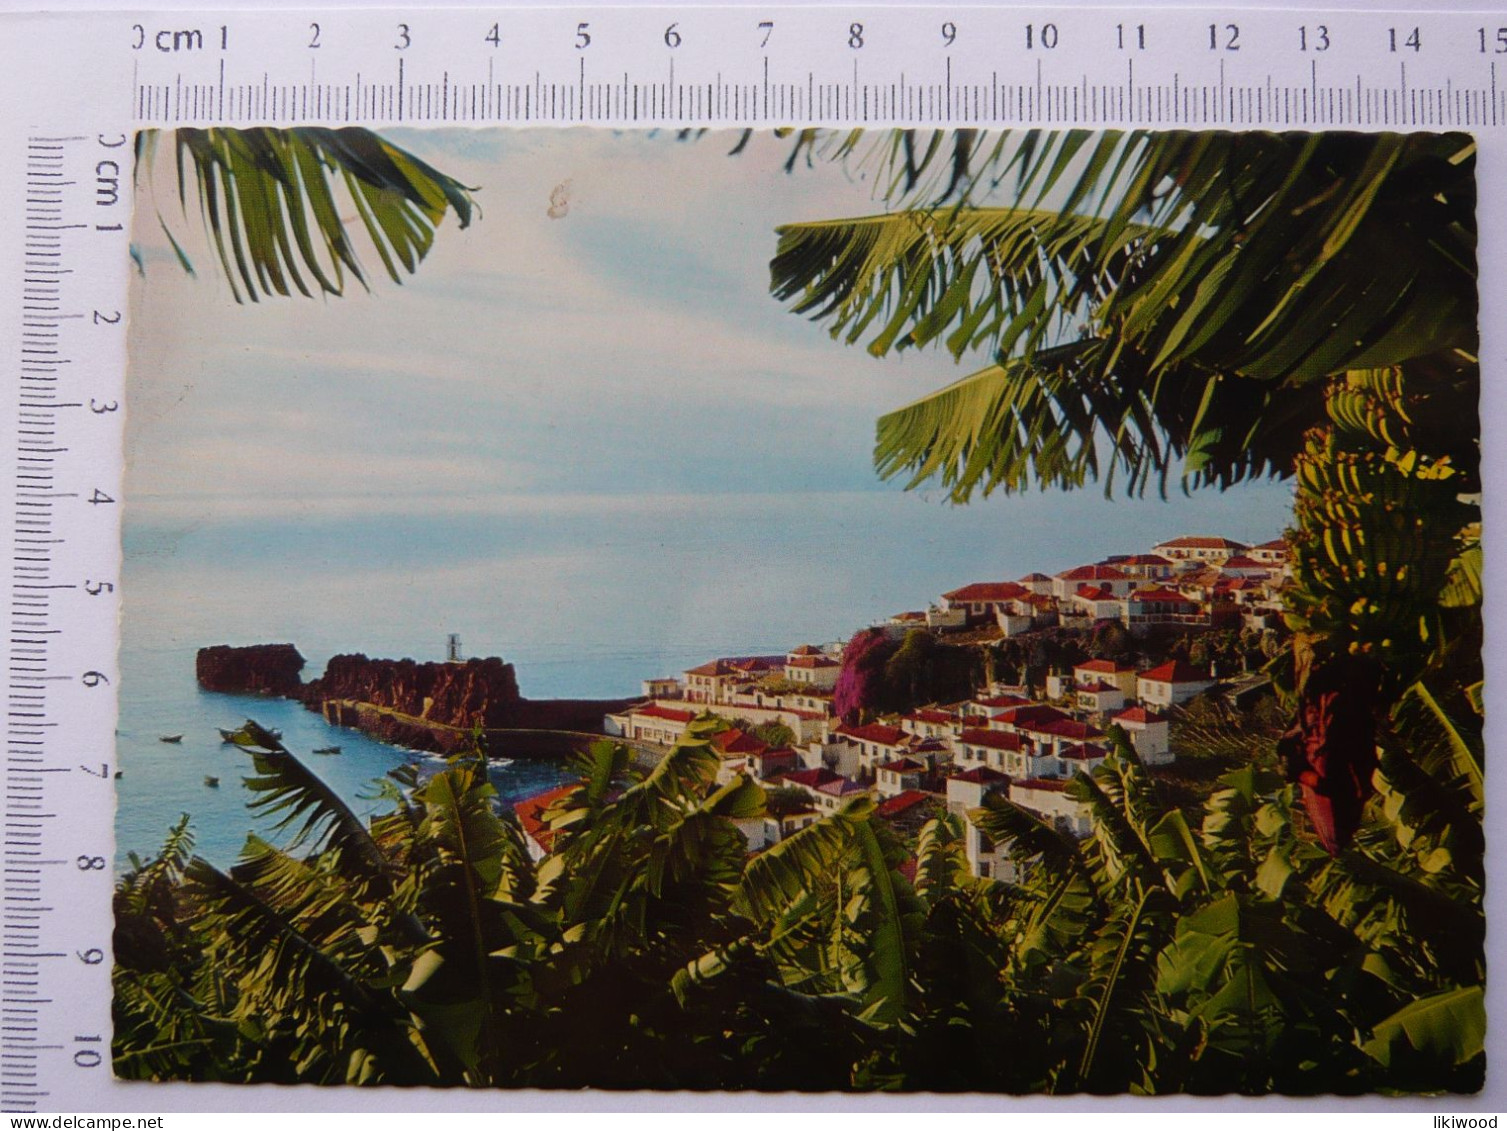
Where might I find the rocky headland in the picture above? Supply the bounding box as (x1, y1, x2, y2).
(194, 644, 632, 757)
(195, 643, 306, 696)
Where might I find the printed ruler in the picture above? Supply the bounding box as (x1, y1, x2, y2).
(0, 3, 1503, 1114)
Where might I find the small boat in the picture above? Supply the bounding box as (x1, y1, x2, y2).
(204, 775, 219, 788)
(312, 745, 342, 755)
(158, 734, 183, 744)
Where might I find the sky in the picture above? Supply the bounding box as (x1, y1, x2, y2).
(122, 128, 1298, 680)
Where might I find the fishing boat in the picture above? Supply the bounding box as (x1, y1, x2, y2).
(158, 734, 183, 744)
(204, 776, 219, 788)
(312, 745, 342, 755)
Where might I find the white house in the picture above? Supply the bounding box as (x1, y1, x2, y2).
(830, 722, 911, 778)
(1136, 660, 1215, 708)
(939, 581, 1032, 625)
(901, 708, 959, 740)
(1100, 553, 1176, 581)
(1151, 535, 1249, 564)
(1055, 741, 1110, 777)
(682, 655, 783, 704)
(608, 703, 697, 746)
(954, 727, 1052, 778)
(1072, 658, 1139, 698)
(784, 647, 841, 690)
(1018, 716, 1107, 757)
(875, 757, 927, 798)
(1053, 565, 1134, 599)
(1009, 777, 1093, 838)
(1249, 537, 1291, 566)
(641, 677, 682, 699)
(1110, 705, 1172, 763)
(1017, 571, 1055, 595)
(1219, 555, 1272, 580)
(1124, 586, 1205, 629)
(1076, 681, 1126, 714)
(926, 604, 968, 631)
(1070, 585, 1125, 622)
(961, 808, 1026, 882)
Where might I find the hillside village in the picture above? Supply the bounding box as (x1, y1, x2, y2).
(520, 534, 1291, 882)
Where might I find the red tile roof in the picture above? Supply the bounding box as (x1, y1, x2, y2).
(1019, 572, 1053, 582)
(943, 581, 1030, 602)
(1060, 742, 1109, 761)
(787, 644, 821, 656)
(1112, 706, 1168, 725)
(876, 790, 932, 819)
(633, 704, 697, 724)
(1156, 535, 1249, 551)
(877, 757, 926, 774)
(835, 722, 907, 746)
(513, 783, 579, 854)
(787, 655, 840, 669)
(949, 766, 1007, 784)
(1103, 553, 1173, 566)
(1139, 661, 1212, 684)
(1076, 658, 1135, 675)
(959, 728, 1024, 751)
(976, 694, 1032, 710)
(1038, 719, 1105, 742)
(1058, 564, 1128, 581)
(1076, 681, 1120, 695)
(1254, 538, 1289, 551)
(1076, 585, 1118, 601)
(906, 709, 957, 725)
(1130, 587, 1196, 605)
(993, 704, 1070, 729)
(712, 728, 768, 756)
(818, 777, 869, 797)
(684, 656, 782, 677)
(1222, 555, 1265, 569)
(783, 767, 841, 789)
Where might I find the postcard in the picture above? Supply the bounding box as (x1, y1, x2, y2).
(113, 126, 1483, 1094)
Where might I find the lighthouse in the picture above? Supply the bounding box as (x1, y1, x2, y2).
(446, 633, 463, 663)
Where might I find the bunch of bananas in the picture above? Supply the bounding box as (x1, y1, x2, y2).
(1284, 368, 1472, 690)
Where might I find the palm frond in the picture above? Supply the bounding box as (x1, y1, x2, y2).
(138, 126, 475, 303)
(776, 129, 1476, 499)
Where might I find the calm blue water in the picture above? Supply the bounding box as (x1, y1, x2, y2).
(114, 643, 577, 870)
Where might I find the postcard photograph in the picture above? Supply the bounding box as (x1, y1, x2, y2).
(111, 126, 1483, 1095)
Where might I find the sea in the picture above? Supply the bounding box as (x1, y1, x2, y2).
(115, 485, 1297, 869)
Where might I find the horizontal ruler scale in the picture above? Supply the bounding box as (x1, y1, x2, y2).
(127, 8, 1507, 128)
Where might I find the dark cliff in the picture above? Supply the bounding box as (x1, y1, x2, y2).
(199, 646, 633, 752)
(196, 644, 305, 696)
(300, 653, 523, 729)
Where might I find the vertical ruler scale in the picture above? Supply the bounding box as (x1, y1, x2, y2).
(2, 129, 125, 1114)
(0, 137, 75, 1113)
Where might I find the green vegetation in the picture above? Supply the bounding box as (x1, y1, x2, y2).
(115, 721, 1482, 1091)
(128, 127, 1483, 1093)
